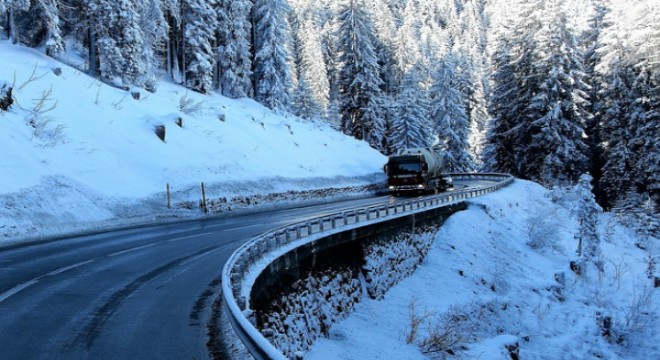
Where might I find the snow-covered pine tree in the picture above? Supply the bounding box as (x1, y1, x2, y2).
(627, 67, 659, 204)
(389, 65, 431, 154)
(336, 0, 384, 149)
(161, 0, 183, 82)
(87, 0, 123, 83)
(293, 10, 330, 115)
(135, 0, 168, 91)
(524, 0, 590, 186)
(182, 0, 218, 93)
(597, 5, 638, 208)
(580, 0, 610, 204)
(629, 3, 660, 207)
(253, 0, 294, 111)
(83, 0, 148, 89)
(364, 0, 398, 95)
(292, 75, 323, 120)
(430, 53, 474, 172)
(0, 1, 5, 32)
(4, 0, 31, 44)
(216, 0, 253, 98)
(482, 36, 518, 174)
(114, 0, 147, 88)
(484, 0, 545, 178)
(455, 0, 490, 168)
(13, 0, 64, 56)
(574, 174, 603, 277)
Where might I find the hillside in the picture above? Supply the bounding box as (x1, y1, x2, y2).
(306, 180, 659, 360)
(0, 41, 386, 244)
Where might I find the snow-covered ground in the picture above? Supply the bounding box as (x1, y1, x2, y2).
(0, 41, 386, 245)
(1, 41, 657, 360)
(306, 180, 659, 360)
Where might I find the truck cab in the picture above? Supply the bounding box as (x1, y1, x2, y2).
(384, 155, 429, 192)
(384, 147, 453, 195)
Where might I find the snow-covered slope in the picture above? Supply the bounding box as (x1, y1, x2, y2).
(307, 180, 659, 360)
(0, 41, 386, 244)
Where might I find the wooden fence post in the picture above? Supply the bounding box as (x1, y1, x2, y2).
(201, 182, 208, 213)
(166, 183, 171, 209)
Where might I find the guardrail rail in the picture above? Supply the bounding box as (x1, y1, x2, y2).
(221, 173, 514, 359)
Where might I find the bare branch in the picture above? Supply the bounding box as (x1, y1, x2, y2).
(19, 64, 49, 90)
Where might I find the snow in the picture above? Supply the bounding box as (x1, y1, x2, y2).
(0, 41, 386, 244)
(306, 180, 659, 360)
(1, 41, 657, 360)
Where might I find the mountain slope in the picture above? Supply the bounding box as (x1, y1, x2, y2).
(0, 41, 386, 243)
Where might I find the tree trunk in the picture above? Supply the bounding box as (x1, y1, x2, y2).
(8, 9, 17, 44)
(88, 25, 98, 77)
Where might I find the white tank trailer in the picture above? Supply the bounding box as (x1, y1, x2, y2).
(384, 146, 454, 194)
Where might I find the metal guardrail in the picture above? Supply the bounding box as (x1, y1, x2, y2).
(221, 173, 514, 360)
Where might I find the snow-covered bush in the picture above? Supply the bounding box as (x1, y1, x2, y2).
(613, 193, 659, 250)
(364, 226, 438, 299)
(259, 268, 362, 358)
(409, 300, 523, 357)
(525, 207, 560, 251)
(258, 226, 440, 357)
(611, 284, 657, 345)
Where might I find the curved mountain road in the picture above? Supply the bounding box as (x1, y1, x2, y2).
(0, 180, 486, 359)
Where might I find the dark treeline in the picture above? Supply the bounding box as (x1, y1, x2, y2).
(0, 0, 657, 213)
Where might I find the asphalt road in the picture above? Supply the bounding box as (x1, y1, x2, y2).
(0, 181, 481, 360)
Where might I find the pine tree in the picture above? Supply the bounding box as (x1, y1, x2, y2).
(574, 174, 603, 276)
(483, 36, 518, 174)
(580, 0, 609, 204)
(597, 5, 638, 208)
(217, 0, 253, 98)
(389, 66, 431, 153)
(629, 3, 660, 206)
(182, 0, 218, 93)
(336, 0, 384, 149)
(524, 1, 590, 186)
(430, 53, 474, 172)
(4, 0, 30, 44)
(253, 0, 294, 111)
(114, 0, 147, 88)
(293, 9, 330, 114)
(13, 0, 64, 56)
(292, 76, 323, 120)
(135, 0, 168, 91)
(484, 0, 545, 178)
(83, 0, 148, 89)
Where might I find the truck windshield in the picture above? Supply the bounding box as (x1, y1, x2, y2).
(388, 156, 422, 174)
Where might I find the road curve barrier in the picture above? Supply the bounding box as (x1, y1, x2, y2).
(221, 173, 514, 359)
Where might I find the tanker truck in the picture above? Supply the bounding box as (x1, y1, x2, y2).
(383, 146, 453, 195)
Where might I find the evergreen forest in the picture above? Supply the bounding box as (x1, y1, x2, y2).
(0, 0, 658, 214)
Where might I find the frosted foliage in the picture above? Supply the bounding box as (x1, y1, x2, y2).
(1, 0, 657, 210)
(364, 228, 437, 300)
(574, 174, 603, 275)
(8, 0, 30, 11)
(217, 0, 253, 98)
(259, 269, 363, 358)
(390, 75, 431, 153)
(183, 0, 218, 93)
(430, 53, 474, 172)
(295, 18, 330, 111)
(258, 227, 438, 357)
(336, 0, 384, 146)
(254, 0, 294, 110)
